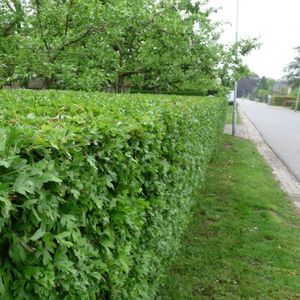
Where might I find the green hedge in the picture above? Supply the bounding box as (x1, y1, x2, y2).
(291, 101, 300, 111)
(0, 90, 226, 299)
(129, 89, 218, 97)
(270, 96, 296, 106)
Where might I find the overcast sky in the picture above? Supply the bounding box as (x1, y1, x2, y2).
(208, 0, 300, 79)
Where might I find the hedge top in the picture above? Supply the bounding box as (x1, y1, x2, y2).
(0, 90, 220, 142)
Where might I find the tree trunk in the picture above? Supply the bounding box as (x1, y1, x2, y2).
(116, 74, 125, 93)
(44, 74, 55, 89)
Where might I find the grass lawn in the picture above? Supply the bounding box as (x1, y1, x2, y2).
(158, 135, 300, 300)
(226, 105, 240, 124)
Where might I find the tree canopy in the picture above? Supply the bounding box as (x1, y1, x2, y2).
(0, 0, 258, 93)
(285, 46, 300, 87)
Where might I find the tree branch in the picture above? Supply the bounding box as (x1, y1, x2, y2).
(4, 0, 15, 12)
(60, 27, 94, 51)
(34, 0, 51, 58)
(64, 0, 74, 36)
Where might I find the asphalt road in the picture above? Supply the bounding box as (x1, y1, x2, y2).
(238, 99, 300, 180)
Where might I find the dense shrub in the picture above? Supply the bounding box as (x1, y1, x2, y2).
(0, 90, 226, 299)
(291, 100, 300, 111)
(270, 96, 295, 107)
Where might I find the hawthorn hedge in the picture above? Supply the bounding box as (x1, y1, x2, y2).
(0, 90, 226, 299)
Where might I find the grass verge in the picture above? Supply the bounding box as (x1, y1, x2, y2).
(158, 135, 300, 299)
(226, 105, 240, 124)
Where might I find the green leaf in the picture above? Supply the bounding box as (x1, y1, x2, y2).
(30, 228, 46, 241)
(0, 196, 12, 218)
(21, 199, 38, 209)
(40, 172, 62, 184)
(87, 155, 97, 170)
(42, 249, 52, 265)
(9, 237, 27, 263)
(13, 175, 35, 196)
(0, 129, 7, 152)
(55, 232, 71, 240)
(105, 175, 114, 190)
(0, 159, 10, 168)
(102, 239, 114, 250)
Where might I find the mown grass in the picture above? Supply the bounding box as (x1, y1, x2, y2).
(226, 105, 240, 124)
(158, 135, 300, 300)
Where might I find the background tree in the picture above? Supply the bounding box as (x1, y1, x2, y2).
(19, 0, 104, 88)
(218, 38, 260, 89)
(0, 0, 259, 93)
(0, 0, 26, 87)
(237, 73, 260, 98)
(285, 46, 300, 87)
(251, 76, 275, 101)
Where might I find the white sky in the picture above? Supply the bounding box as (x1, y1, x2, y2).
(208, 0, 300, 79)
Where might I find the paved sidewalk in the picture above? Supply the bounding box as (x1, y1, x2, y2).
(238, 100, 300, 180)
(225, 109, 300, 211)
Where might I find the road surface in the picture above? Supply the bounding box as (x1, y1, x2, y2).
(238, 99, 300, 180)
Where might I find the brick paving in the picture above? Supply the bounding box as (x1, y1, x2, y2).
(225, 108, 300, 211)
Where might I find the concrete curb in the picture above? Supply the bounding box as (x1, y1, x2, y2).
(225, 108, 300, 211)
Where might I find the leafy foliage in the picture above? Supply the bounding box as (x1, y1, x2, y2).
(285, 46, 300, 87)
(251, 76, 275, 102)
(0, 0, 257, 93)
(0, 90, 226, 299)
(218, 38, 260, 88)
(270, 96, 295, 107)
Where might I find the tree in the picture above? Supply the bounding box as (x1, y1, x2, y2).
(252, 76, 275, 101)
(285, 46, 300, 87)
(218, 38, 260, 89)
(0, 0, 259, 93)
(20, 0, 105, 88)
(0, 0, 26, 87)
(96, 0, 225, 93)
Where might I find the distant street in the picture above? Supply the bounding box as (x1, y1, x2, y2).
(238, 99, 300, 180)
